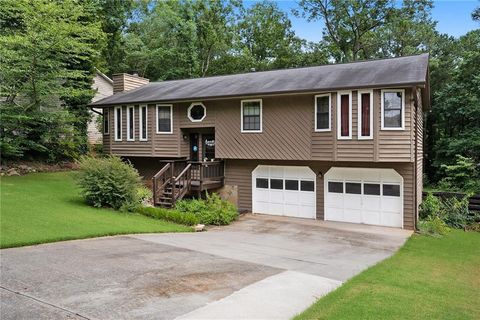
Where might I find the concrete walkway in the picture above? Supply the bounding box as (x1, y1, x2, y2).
(1, 214, 411, 319)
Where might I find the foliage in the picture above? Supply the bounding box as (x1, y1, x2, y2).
(136, 206, 199, 226)
(76, 156, 141, 210)
(419, 192, 443, 220)
(0, 172, 190, 248)
(437, 155, 480, 193)
(420, 192, 476, 230)
(0, 0, 105, 162)
(175, 193, 238, 225)
(295, 231, 480, 319)
(418, 215, 450, 237)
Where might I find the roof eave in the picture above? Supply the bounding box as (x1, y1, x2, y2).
(89, 80, 427, 107)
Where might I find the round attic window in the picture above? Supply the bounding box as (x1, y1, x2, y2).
(188, 102, 206, 122)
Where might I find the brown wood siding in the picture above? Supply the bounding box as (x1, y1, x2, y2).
(216, 96, 312, 160)
(103, 88, 417, 164)
(113, 74, 149, 93)
(415, 88, 424, 224)
(224, 159, 415, 229)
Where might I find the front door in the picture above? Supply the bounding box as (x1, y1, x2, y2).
(190, 133, 199, 161)
(203, 134, 215, 160)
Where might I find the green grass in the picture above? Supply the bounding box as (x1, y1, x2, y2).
(0, 171, 191, 248)
(296, 231, 480, 320)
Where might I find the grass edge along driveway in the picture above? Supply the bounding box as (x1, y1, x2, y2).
(1, 171, 191, 249)
(295, 230, 480, 320)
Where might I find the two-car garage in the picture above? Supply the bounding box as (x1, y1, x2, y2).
(252, 165, 404, 228)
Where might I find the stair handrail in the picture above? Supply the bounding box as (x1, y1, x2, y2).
(172, 163, 192, 204)
(152, 163, 172, 204)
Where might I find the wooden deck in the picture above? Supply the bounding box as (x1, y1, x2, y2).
(152, 160, 224, 207)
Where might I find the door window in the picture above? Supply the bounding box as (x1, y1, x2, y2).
(285, 180, 299, 190)
(270, 179, 283, 190)
(328, 181, 343, 193)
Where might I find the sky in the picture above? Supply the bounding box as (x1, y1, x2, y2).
(244, 0, 479, 42)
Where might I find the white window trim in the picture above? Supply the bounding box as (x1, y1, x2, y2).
(114, 106, 122, 141)
(103, 108, 109, 135)
(126, 105, 135, 141)
(241, 99, 263, 133)
(139, 105, 148, 141)
(187, 102, 206, 122)
(381, 89, 405, 130)
(337, 91, 352, 140)
(156, 104, 173, 134)
(314, 93, 331, 132)
(357, 90, 374, 140)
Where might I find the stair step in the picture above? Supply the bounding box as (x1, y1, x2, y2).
(159, 196, 172, 201)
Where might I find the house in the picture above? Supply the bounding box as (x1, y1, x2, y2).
(89, 54, 429, 230)
(87, 69, 114, 144)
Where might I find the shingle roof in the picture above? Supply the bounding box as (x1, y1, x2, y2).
(90, 54, 429, 106)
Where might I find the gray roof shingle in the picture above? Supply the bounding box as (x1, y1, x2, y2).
(90, 54, 429, 106)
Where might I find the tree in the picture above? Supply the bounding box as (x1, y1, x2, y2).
(0, 0, 105, 160)
(296, 0, 394, 62)
(238, 1, 305, 70)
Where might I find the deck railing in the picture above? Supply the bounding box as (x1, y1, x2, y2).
(152, 163, 172, 205)
(172, 164, 192, 203)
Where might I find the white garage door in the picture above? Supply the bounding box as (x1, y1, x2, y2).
(252, 165, 316, 219)
(324, 167, 403, 228)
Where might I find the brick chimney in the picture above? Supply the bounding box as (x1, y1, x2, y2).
(112, 73, 149, 94)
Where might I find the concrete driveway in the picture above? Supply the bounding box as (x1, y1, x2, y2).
(1, 214, 411, 320)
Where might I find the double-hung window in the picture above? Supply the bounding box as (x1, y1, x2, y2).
(357, 90, 373, 139)
(139, 105, 148, 141)
(315, 94, 331, 131)
(103, 109, 109, 135)
(337, 91, 352, 139)
(114, 106, 122, 141)
(156, 104, 173, 134)
(127, 106, 135, 141)
(381, 89, 405, 130)
(241, 99, 262, 133)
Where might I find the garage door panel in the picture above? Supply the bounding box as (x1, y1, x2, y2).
(325, 167, 403, 228)
(252, 165, 316, 219)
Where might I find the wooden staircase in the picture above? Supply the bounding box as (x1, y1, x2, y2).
(152, 159, 225, 208)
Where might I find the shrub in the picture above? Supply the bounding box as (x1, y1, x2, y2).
(136, 206, 198, 226)
(419, 215, 450, 237)
(77, 155, 141, 210)
(175, 193, 238, 225)
(419, 193, 443, 220)
(442, 195, 472, 229)
(438, 155, 480, 194)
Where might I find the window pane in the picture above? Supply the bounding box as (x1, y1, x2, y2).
(383, 184, 400, 197)
(340, 94, 350, 136)
(346, 182, 361, 194)
(242, 101, 261, 131)
(128, 107, 134, 139)
(301, 180, 315, 192)
(270, 179, 283, 190)
(158, 106, 171, 132)
(364, 183, 380, 195)
(285, 180, 299, 190)
(383, 92, 402, 128)
(190, 104, 205, 120)
(328, 181, 343, 193)
(103, 109, 109, 134)
(256, 178, 268, 189)
(316, 96, 329, 130)
(141, 107, 147, 139)
(115, 108, 121, 140)
(361, 93, 370, 136)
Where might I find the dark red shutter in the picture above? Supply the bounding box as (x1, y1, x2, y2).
(341, 95, 349, 136)
(361, 93, 370, 136)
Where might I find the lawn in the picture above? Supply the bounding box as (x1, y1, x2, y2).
(0, 171, 191, 248)
(296, 230, 480, 320)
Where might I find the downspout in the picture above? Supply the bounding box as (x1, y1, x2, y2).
(413, 87, 419, 231)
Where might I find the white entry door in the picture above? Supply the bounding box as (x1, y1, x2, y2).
(324, 167, 403, 228)
(252, 165, 316, 219)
